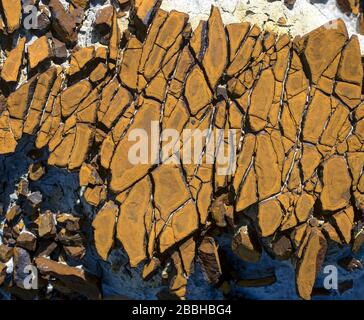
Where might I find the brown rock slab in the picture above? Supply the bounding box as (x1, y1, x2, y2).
(152, 164, 190, 220)
(95, 5, 113, 28)
(36, 211, 56, 238)
(272, 235, 292, 260)
(117, 177, 151, 267)
(92, 201, 118, 261)
(248, 68, 275, 132)
(49, 0, 78, 45)
(64, 245, 86, 260)
(68, 46, 95, 75)
(302, 19, 348, 83)
(133, 0, 162, 31)
(198, 237, 222, 285)
(16, 231, 37, 251)
(60, 80, 92, 118)
(35, 257, 101, 299)
(28, 36, 52, 70)
(295, 193, 315, 222)
(320, 156, 352, 211)
(258, 199, 283, 237)
(255, 133, 281, 200)
(110, 99, 160, 193)
(1, 0, 21, 33)
(232, 225, 261, 263)
(185, 65, 213, 115)
(296, 228, 327, 300)
(202, 6, 227, 89)
(1, 37, 25, 83)
(0, 244, 13, 262)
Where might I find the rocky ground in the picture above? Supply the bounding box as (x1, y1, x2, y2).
(0, 0, 363, 300)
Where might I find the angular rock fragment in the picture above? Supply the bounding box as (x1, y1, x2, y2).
(320, 156, 352, 211)
(35, 257, 101, 299)
(36, 211, 56, 238)
(28, 162, 46, 181)
(92, 201, 118, 261)
(296, 228, 327, 300)
(117, 177, 150, 267)
(202, 6, 227, 89)
(198, 237, 222, 285)
(16, 231, 37, 251)
(232, 225, 261, 263)
(1, 0, 21, 33)
(48, 0, 78, 45)
(28, 36, 52, 70)
(258, 199, 283, 237)
(1, 37, 25, 83)
(301, 19, 347, 83)
(185, 65, 212, 115)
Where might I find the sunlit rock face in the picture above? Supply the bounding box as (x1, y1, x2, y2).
(0, 0, 363, 300)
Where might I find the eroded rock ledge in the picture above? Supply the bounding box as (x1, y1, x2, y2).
(0, 0, 363, 300)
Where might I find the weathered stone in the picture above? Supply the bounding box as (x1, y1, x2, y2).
(16, 231, 37, 251)
(110, 99, 160, 193)
(232, 225, 261, 263)
(68, 47, 95, 75)
(84, 185, 107, 207)
(117, 177, 151, 267)
(90, 63, 107, 83)
(320, 156, 352, 211)
(159, 201, 199, 253)
(202, 6, 227, 89)
(92, 201, 118, 261)
(303, 90, 331, 144)
(152, 165, 190, 220)
(51, 37, 68, 61)
(332, 206, 354, 244)
(36, 211, 56, 238)
(28, 162, 46, 181)
(226, 22, 250, 62)
(64, 245, 86, 260)
(35, 257, 101, 299)
(49, 0, 78, 45)
(60, 80, 92, 118)
(57, 214, 81, 232)
(248, 68, 275, 132)
(302, 19, 348, 83)
(295, 193, 315, 222)
(28, 36, 52, 70)
(272, 235, 292, 260)
(255, 133, 281, 200)
(133, 0, 161, 31)
(0, 244, 13, 262)
(198, 237, 222, 285)
(258, 199, 283, 237)
(185, 65, 212, 115)
(95, 5, 113, 28)
(296, 228, 327, 300)
(1, 37, 25, 83)
(1, 0, 21, 33)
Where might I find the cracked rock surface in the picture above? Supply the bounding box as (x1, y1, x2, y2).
(0, 0, 363, 300)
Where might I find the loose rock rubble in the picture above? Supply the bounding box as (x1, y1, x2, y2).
(0, 173, 92, 299)
(0, 0, 363, 300)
